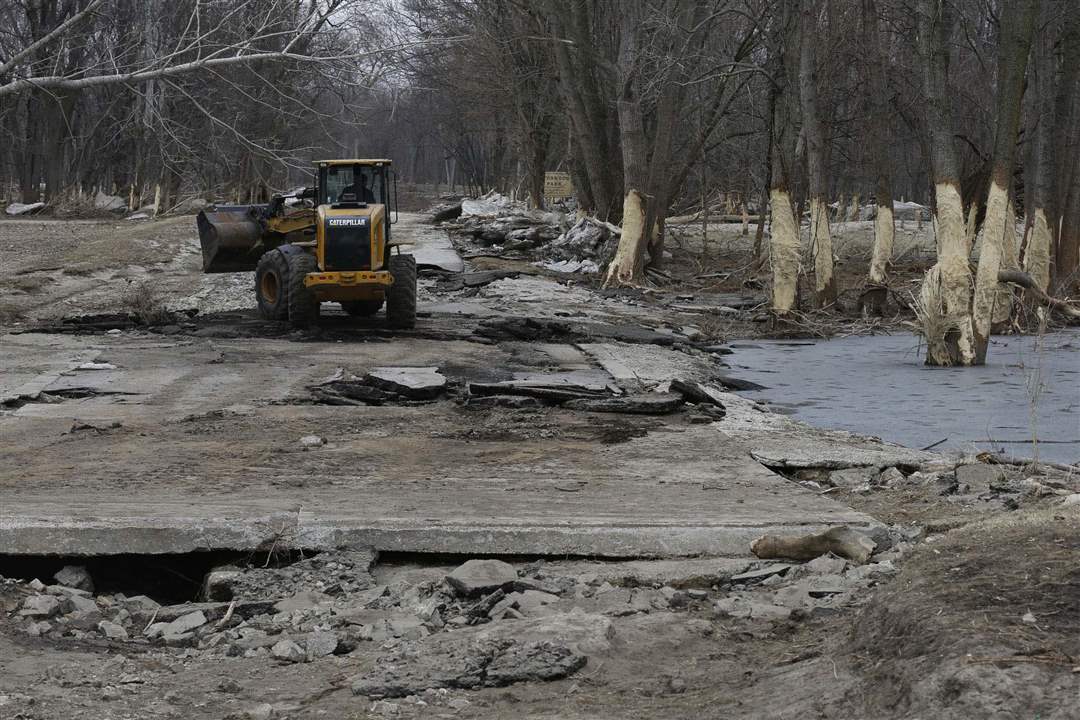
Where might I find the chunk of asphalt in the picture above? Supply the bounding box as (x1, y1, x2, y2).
(563, 393, 684, 415)
(364, 367, 447, 400)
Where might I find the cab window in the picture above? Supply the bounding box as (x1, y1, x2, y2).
(324, 166, 384, 205)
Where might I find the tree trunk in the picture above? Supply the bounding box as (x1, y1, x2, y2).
(863, 0, 894, 288)
(918, 0, 975, 366)
(798, 0, 836, 306)
(768, 3, 802, 313)
(1052, 12, 1080, 290)
(605, 1, 650, 286)
(971, 0, 1037, 364)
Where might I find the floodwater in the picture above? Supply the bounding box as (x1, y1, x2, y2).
(727, 330, 1080, 465)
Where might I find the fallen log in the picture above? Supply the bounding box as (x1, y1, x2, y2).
(751, 526, 876, 564)
(998, 269, 1080, 321)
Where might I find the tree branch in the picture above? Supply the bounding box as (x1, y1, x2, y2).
(998, 270, 1080, 321)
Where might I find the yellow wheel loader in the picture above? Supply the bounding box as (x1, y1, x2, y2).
(195, 159, 416, 329)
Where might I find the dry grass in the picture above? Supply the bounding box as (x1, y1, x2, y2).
(847, 504, 1080, 717)
(122, 280, 173, 325)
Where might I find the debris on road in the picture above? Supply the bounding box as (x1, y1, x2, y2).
(751, 526, 877, 564)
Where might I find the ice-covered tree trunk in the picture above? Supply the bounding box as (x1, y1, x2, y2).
(971, 0, 1037, 364)
(798, 0, 836, 306)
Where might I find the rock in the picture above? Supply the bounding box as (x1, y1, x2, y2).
(667, 590, 691, 609)
(686, 589, 709, 601)
(1062, 494, 1080, 507)
(828, 467, 878, 489)
(101, 685, 123, 701)
(5, 202, 46, 216)
(98, 620, 129, 640)
(146, 610, 207, 638)
(730, 564, 794, 584)
(364, 367, 447, 400)
(273, 591, 331, 613)
(305, 630, 338, 659)
(19, 595, 61, 618)
(28, 579, 46, 592)
(61, 593, 99, 615)
(955, 463, 1006, 493)
(483, 642, 587, 686)
(45, 584, 91, 598)
(350, 639, 585, 698)
(806, 575, 847, 597)
(844, 560, 897, 583)
(474, 609, 615, 655)
(795, 554, 848, 577)
(877, 467, 906, 487)
(163, 631, 197, 647)
(466, 394, 543, 409)
(299, 435, 325, 448)
(271, 638, 306, 663)
(243, 703, 276, 720)
(713, 597, 792, 620)
(510, 590, 560, 615)
(24, 620, 52, 636)
(446, 560, 518, 596)
(53, 565, 94, 592)
(563, 393, 684, 415)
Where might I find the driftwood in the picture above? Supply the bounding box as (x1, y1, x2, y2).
(998, 270, 1080, 321)
(751, 526, 876, 564)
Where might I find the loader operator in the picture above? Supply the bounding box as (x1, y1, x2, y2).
(340, 167, 376, 204)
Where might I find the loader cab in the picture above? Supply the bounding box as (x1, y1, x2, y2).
(320, 162, 388, 207)
(315, 159, 395, 247)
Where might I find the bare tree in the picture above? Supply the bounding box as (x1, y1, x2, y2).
(798, 0, 836, 306)
(970, 0, 1038, 363)
(863, 0, 895, 293)
(767, 0, 802, 313)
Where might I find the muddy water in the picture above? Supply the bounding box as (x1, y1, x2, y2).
(727, 330, 1080, 465)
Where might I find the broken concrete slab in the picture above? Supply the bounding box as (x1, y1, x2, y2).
(363, 367, 447, 400)
(467, 380, 608, 403)
(578, 342, 718, 389)
(563, 392, 684, 415)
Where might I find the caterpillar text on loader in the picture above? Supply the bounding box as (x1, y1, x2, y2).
(195, 159, 416, 329)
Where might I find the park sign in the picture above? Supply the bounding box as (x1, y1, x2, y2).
(544, 171, 573, 200)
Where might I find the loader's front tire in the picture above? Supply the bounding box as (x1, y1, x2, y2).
(286, 252, 319, 328)
(255, 250, 289, 321)
(341, 299, 383, 317)
(386, 254, 417, 329)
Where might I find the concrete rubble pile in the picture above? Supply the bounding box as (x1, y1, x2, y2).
(434, 191, 620, 273)
(4, 528, 913, 676)
(306, 365, 732, 418)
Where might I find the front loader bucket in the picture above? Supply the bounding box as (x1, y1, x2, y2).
(196, 206, 267, 273)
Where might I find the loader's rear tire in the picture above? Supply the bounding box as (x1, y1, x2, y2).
(386, 254, 417, 329)
(286, 252, 319, 329)
(255, 250, 289, 321)
(341, 299, 383, 317)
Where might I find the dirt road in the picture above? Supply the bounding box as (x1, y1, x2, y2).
(0, 213, 1076, 719)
